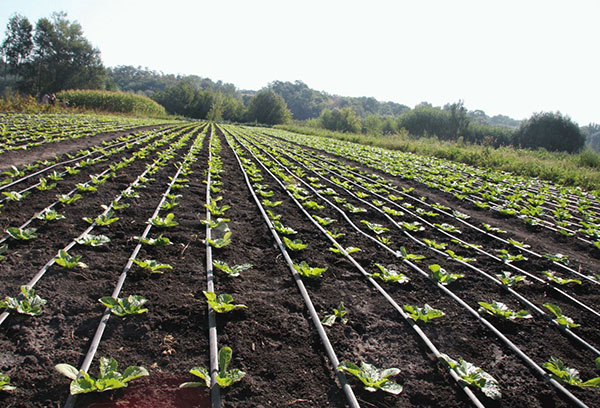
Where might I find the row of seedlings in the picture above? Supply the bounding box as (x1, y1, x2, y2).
(0, 124, 204, 407)
(232, 126, 597, 407)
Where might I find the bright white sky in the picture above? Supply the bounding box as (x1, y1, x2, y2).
(1, 0, 598, 124)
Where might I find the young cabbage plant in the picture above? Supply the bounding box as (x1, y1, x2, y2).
(75, 233, 110, 247)
(212, 260, 252, 277)
(543, 357, 600, 388)
(403, 304, 445, 323)
(337, 361, 402, 395)
(201, 217, 230, 229)
(75, 183, 97, 192)
(36, 208, 65, 222)
(84, 211, 119, 226)
(0, 285, 46, 316)
(147, 213, 178, 228)
(372, 263, 410, 284)
(206, 230, 232, 248)
(345, 203, 367, 213)
(322, 302, 349, 326)
(204, 198, 230, 216)
(329, 245, 361, 255)
(507, 238, 531, 249)
(400, 221, 425, 232)
(496, 249, 527, 264)
(57, 193, 83, 205)
(266, 209, 281, 220)
(54, 250, 87, 269)
(361, 220, 389, 235)
(2, 191, 29, 202)
(7, 227, 37, 240)
(482, 223, 506, 234)
(326, 228, 345, 239)
(382, 206, 403, 217)
(423, 239, 447, 250)
(136, 234, 172, 246)
(495, 271, 527, 287)
(543, 271, 582, 285)
(312, 215, 336, 226)
(293, 261, 327, 278)
(99, 295, 148, 317)
(440, 353, 501, 400)
(544, 253, 569, 265)
(55, 357, 149, 395)
(283, 236, 307, 251)
(0, 372, 15, 391)
(478, 301, 532, 320)
(435, 223, 461, 234)
(544, 303, 580, 328)
(37, 177, 57, 191)
(273, 221, 297, 235)
(445, 250, 476, 263)
(180, 347, 245, 389)
(451, 239, 482, 250)
(303, 200, 324, 210)
(132, 258, 173, 274)
(429, 264, 464, 285)
(203, 291, 247, 313)
(398, 247, 425, 263)
(262, 199, 282, 207)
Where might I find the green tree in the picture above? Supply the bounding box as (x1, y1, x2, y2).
(19, 12, 105, 94)
(1, 14, 33, 80)
(246, 89, 291, 125)
(320, 107, 362, 133)
(363, 114, 382, 135)
(514, 112, 585, 153)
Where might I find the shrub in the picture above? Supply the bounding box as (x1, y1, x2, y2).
(514, 112, 585, 153)
(57, 89, 167, 117)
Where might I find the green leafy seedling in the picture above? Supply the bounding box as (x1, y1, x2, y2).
(283, 236, 307, 251)
(201, 217, 230, 229)
(496, 271, 526, 287)
(337, 361, 402, 395)
(75, 233, 110, 247)
(403, 304, 445, 323)
(293, 261, 327, 278)
(203, 291, 247, 313)
(206, 230, 232, 248)
(7, 227, 37, 240)
(543, 271, 581, 285)
(440, 353, 501, 399)
(147, 213, 178, 227)
(273, 221, 297, 235)
(212, 260, 252, 277)
(429, 264, 464, 285)
(2, 191, 29, 201)
(204, 198, 230, 216)
(478, 301, 532, 320)
(322, 302, 348, 326)
(544, 303, 580, 328)
(0, 372, 15, 391)
(136, 234, 172, 246)
(54, 250, 87, 269)
(180, 347, 245, 389)
(0, 285, 46, 316)
(398, 246, 425, 263)
(132, 258, 173, 274)
(55, 357, 148, 395)
(543, 357, 600, 388)
(99, 295, 148, 317)
(372, 263, 409, 284)
(36, 208, 65, 222)
(57, 193, 82, 205)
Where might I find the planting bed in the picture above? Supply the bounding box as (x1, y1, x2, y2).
(0, 114, 599, 407)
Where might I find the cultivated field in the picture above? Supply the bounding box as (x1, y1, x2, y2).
(0, 114, 599, 407)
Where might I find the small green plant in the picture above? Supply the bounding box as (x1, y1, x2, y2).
(283, 236, 307, 251)
(76, 183, 97, 192)
(147, 213, 178, 227)
(303, 200, 324, 210)
(544, 303, 580, 328)
(403, 304, 445, 323)
(429, 264, 464, 285)
(36, 208, 65, 222)
(382, 206, 403, 216)
(322, 302, 348, 326)
(372, 263, 409, 284)
(203, 291, 247, 313)
(0, 372, 15, 391)
(423, 239, 447, 250)
(75, 233, 110, 247)
(482, 223, 506, 234)
(54, 249, 87, 269)
(206, 230, 232, 248)
(329, 245, 361, 255)
(496, 249, 527, 264)
(201, 217, 230, 229)
(180, 347, 245, 389)
(361, 220, 389, 235)
(47, 171, 63, 181)
(0, 285, 46, 316)
(543, 271, 581, 285)
(136, 234, 172, 246)
(99, 295, 148, 317)
(435, 223, 461, 234)
(262, 199, 282, 207)
(544, 253, 569, 265)
(204, 198, 230, 216)
(266, 209, 281, 220)
(440, 353, 501, 399)
(345, 203, 367, 213)
(36, 177, 57, 191)
(445, 250, 476, 263)
(496, 271, 526, 287)
(273, 221, 297, 235)
(57, 193, 82, 204)
(312, 215, 336, 226)
(293, 261, 327, 278)
(212, 260, 252, 277)
(337, 361, 402, 395)
(2, 191, 29, 201)
(132, 258, 173, 274)
(7, 227, 37, 240)
(478, 301, 532, 320)
(326, 227, 345, 239)
(84, 211, 119, 226)
(543, 357, 600, 388)
(398, 246, 425, 263)
(56, 357, 149, 395)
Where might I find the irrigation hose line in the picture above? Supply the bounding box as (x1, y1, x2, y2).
(64, 130, 203, 408)
(222, 127, 361, 408)
(205, 126, 222, 408)
(0, 125, 171, 193)
(224, 126, 485, 408)
(264, 131, 600, 286)
(233, 128, 591, 408)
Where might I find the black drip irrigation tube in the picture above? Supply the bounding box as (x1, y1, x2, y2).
(204, 126, 221, 408)
(63, 129, 203, 408)
(232, 128, 592, 408)
(224, 127, 486, 408)
(221, 127, 361, 408)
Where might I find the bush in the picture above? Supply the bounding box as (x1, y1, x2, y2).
(514, 112, 585, 153)
(320, 107, 361, 133)
(246, 89, 291, 125)
(57, 89, 167, 117)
